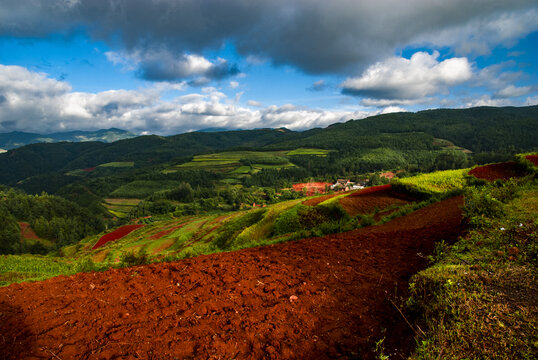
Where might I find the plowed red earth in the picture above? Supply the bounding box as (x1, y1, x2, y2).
(339, 185, 415, 218)
(292, 182, 332, 196)
(92, 225, 145, 250)
(0, 196, 464, 360)
(469, 161, 527, 181)
(525, 154, 538, 166)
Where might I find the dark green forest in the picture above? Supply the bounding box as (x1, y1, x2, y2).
(0, 187, 104, 254)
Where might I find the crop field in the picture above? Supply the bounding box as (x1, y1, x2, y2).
(166, 149, 332, 175)
(98, 161, 135, 168)
(432, 138, 472, 153)
(526, 154, 538, 166)
(109, 180, 180, 198)
(392, 168, 470, 194)
(292, 182, 332, 196)
(92, 224, 146, 249)
(469, 161, 528, 181)
(101, 198, 141, 218)
(338, 184, 415, 218)
(286, 148, 331, 156)
(0, 255, 76, 285)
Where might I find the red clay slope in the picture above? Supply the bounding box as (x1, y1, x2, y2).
(338, 184, 415, 217)
(92, 224, 145, 250)
(525, 154, 538, 166)
(469, 161, 527, 181)
(0, 196, 464, 360)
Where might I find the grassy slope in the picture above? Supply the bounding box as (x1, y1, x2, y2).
(403, 157, 537, 359)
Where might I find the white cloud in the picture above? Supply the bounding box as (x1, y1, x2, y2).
(380, 106, 408, 114)
(0, 64, 378, 134)
(229, 81, 239, 89)
(106, 50, 238, 82)
(494, 85, 532, 98)
(247, 100, 263, 107)
(341, 51, 472, 105)
(463, 95, 515, 108)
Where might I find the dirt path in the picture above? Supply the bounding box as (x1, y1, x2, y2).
(0, 196, 464, 360)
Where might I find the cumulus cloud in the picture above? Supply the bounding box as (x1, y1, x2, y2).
(0, 65, 378, 134)
(341, 51, 472, 105)
(106, 50, 238, 83)
(494, 85, 533, 98)
(0, 0, 536, 75)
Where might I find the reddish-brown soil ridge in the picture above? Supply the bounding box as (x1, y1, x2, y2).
(339, 184, 415, 218)
(149, 224, 186, 240)
(525, 154, 538, 166)
(92, 224, 145, 250)
(469, 161, 527, 181)
(302, 191, 353, 206)
(0, 196, 464, 360)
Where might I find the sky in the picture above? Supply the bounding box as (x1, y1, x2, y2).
(0, 0, 537, 135)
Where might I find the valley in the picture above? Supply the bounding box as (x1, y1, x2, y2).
(0, 107, 537, 359)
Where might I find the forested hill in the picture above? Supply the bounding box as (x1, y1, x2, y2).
(0, 106, 536, 188)
(268, 106, 538, 152)
(0, 128, 293, 186)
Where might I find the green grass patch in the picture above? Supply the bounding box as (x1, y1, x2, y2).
(392, 168, 470, 196)
(0, 255, 109, 286)
(110, 180, 180, 198)
(286, 148, 331, 156)
(98, 161, 134, 168)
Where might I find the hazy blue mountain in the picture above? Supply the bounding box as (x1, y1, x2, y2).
(0, 128, 136, 150)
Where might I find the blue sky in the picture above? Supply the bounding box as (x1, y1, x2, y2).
(0, 0, 536, 135)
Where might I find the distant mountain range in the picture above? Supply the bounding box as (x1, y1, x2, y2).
(0, 128, 137, 151)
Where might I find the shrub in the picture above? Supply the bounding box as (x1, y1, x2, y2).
(119, 249, 151, 267)
(74, 257, 98, 273)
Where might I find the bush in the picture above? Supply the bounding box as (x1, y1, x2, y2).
(213, 209, 266, 249)
(273, 206, 303, 236)
(74, 257, 98, 273)
(120, 249, 151, 267)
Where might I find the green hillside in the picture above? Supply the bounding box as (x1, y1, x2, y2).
(0, 106, 536, 225)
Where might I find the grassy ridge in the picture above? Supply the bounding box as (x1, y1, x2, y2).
(392, 168, 470, 196)
(0, 255, 108, 286)
(406, 177, 537, 359)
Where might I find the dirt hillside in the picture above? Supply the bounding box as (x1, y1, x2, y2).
(0, 196, 464, 360)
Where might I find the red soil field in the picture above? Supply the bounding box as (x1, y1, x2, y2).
(92, 224, 145, 250)
(0, 196, 465, 360)
(292, 182, 332, 196)
(83, 167, 96, 172)
(339, 184, 415, 218)
(18, 222, 39, 240)
(150, 224, 185, 240)
(469, 161, 527, 181)
(302, 192, 347, 206)
(525, 154, 538, 166)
